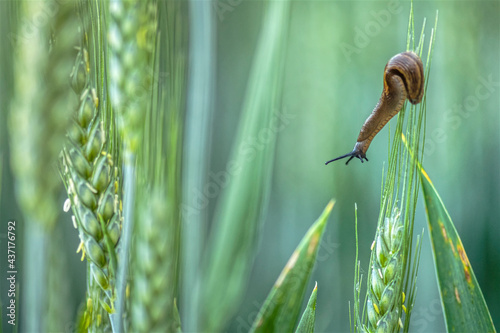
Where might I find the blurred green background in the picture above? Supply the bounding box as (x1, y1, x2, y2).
(1, 1, 499, 332)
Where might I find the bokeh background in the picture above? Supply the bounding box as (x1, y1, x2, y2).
(1, 1, 499, 332)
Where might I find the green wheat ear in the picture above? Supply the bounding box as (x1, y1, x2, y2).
(108, 0, 156, 152)
(60, 3, 121, 329)
(130, 190, 181, 332)
(9, 2, 74, 230)
(107, 1, 158, 330)
(365, 207, 405, 332)
(9, 1, 81, 331)
(128, 0, 186, 330)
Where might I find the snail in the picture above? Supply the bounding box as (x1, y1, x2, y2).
(326, 51, 424, 165)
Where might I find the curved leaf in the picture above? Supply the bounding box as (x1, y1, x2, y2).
(419, 165, 496, 332)
(295, 282, 318, 333)
(250, 200, 334, 333)
(200, 0, 291, 331)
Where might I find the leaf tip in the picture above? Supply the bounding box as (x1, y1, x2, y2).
(326, 199, 335, 213)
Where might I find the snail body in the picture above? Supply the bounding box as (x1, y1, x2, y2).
(326, 51, 424, 165)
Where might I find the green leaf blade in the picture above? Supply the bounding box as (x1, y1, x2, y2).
(419, 166, 496, 332)
(250, 200, 334, 333)
(295, 282, 318, 333)
(200, 0, 291, 331)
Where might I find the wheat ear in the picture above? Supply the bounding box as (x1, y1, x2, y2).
(9, 1, 80, 330)
(60, 10, 121, 328)
(365, 207, 406, 332)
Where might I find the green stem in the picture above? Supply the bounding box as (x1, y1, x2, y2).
(23, 223, 47, 331)
(110, 150, 135, 332)
(182, 1, 216, 331)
